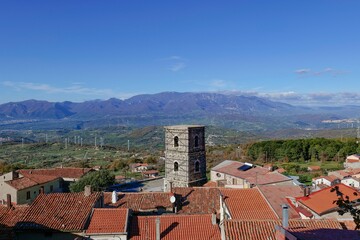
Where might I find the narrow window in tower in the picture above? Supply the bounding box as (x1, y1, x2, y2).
(194, 136, 199, 148)
(174, 162, 179, 171)
(174, 136, 179, 147)
(195, 161, 200, 172)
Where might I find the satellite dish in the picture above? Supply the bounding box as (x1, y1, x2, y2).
(170, 195, 176, 203)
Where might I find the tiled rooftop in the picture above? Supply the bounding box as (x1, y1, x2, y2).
(5, 174, 59, 190)
(173, 187, 220, 214)
(220, 188, 277, 220)
(104, 192, 173, 212)
(313, 175, 339, 182)
(17, 192, 101, 231)
(0, 205, 29, 240)
(297, 183, 360, 215)
(19, 167, 92, 179)
(105, 187, 220, 215)
(86, 208, 128, 234)
(257, 185, 303, 219)
(129, 214, 221, 240)
(0, 205, 29, 228)
(224, 219, 359, 240)
(212, 160, 291, 185)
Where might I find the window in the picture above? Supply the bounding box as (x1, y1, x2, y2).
(26, 191, 30, 200)
(194, 136, 199, 148)
(174, 136, 179, 147)
(174, 162, 179, 172)
(50, 185, 53, 192)
(195, 161, 200, 172)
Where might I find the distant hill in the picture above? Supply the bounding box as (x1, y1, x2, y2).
(1, 92, 360, 131)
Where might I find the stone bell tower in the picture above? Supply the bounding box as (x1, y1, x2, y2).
(164, 125, 207, 192)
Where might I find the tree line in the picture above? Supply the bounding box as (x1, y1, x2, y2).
(244, 138, 360, 163)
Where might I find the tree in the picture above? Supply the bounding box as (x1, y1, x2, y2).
(331, 185, 360, 230)
(70, 169, 115, 192)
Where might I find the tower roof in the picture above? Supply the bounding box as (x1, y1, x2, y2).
(164, 125, 204, 129)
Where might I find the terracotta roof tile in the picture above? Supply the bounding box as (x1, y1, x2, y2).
(17, 192, 101, 231)
(104, 192, 173, 212)
(173, 187, 220, 214)
(129, 214, 221, 240)
(86, 208, 128, 234)
(220, 188, 277, 220)
(142, 170, 159, 175)
(308, 166, 321, 171)
(0, 205, 29, 240)
(224, 219, 359, 240)
(213, 161, 291, 185)
(19, 167, 92, 179)
(257, 185, 303, 219)
(298, 183, 360, 215)
(203, 181, 218, 187)
(0, 205, 29, 228)
(5, 174, 59, 190)
(105, 187, 220, 215)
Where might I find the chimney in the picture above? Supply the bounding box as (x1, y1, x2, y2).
(155, 217, 160, 240)
(111, 190, 117, 204)
(6, 194, 12, 209)
(219, 193, 224, 222)
(303, 187, 307, 197)
(282, 204, 289, 228)
(211, 213, 217, 225)
(84, 185, 92, 197)
(169, 181, 173, 193)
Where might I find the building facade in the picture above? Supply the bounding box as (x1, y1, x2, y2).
(164, 125, 207, 191)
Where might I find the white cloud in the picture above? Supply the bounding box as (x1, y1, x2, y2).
(294, 69, 311, 74)
(1, 81, 136, 100)
(210, 79, 227, 88)
(295, 67, 346, 77)
(170, 62, 186, 72)
(160, 55, 187, 72)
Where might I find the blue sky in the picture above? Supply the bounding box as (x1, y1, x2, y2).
(0, 1, 359, 105)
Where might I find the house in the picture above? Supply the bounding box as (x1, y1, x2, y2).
(224, 218, 360, 240)
(86, 208, 129, 240)
(130, 163, 149, 173)
(257, 185, 304, 219)
(129, 214, 221, 240)
(344, 154, 360, 168)
(0, 171, 61, 205)
(18, 167, 93, 191)
(296, 184, 360, 219)
(14, 187, 102, 240)
(211, 160, 292, 188)
(307, 165, 321, 172)
(341, 176, 360, 188)
(104, 187, 220, 215)
(312, 175, 340, 187)
(220, 188, 278, 220)
(142, 170, 159, 178)
(328, 168, 360, 180)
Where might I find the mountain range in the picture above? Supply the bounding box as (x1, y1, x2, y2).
(1, 92, 360, 131)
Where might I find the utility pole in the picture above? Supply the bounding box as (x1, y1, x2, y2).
(127, 140, 130, 151)
(22, 138, 24, 148)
